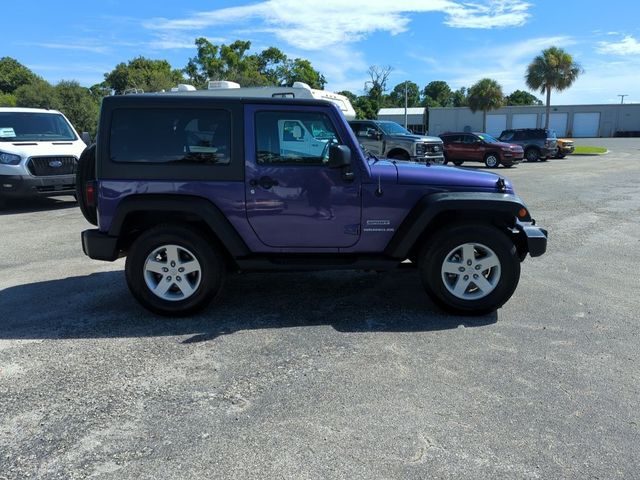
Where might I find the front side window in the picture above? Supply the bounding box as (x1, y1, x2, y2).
(0, 112, 76, 142)
(255, 111, 339, 165)
(109, 108, 231, 165)
(377, 121, 411, 136)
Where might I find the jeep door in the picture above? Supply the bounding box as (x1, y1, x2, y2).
(244, 105, 361, 248)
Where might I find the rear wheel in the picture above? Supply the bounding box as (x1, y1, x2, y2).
(524, 148, 540, 162)
(419, 224, 521, 315)
(125, 225, 226, 316)
(75, 144, 97, 225)
(484, 154, 499, 168)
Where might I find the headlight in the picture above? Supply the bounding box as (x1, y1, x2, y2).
(0, 152, 21, 165)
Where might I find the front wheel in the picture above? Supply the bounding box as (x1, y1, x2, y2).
(484, 154, 499, 168)
(125, 225, 226, 316)
(419, 225, 521, 315)
(524, 148, 540, 162)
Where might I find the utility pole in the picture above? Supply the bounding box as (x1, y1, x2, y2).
(404, 80, 408, 129)
(618, 94, 628, 104)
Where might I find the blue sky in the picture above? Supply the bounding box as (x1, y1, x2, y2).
(4, 0, 640, 104)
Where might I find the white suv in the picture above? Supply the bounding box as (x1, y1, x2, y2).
(0, 107, 88, 207)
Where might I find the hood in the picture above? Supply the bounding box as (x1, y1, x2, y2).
(0, 139, 86, 159)
(496, 141, 523, 151)
(369, 159, 513, 192)
(387, 133, 442, 143)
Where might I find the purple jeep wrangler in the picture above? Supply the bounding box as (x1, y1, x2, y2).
(78, 94, 547, 316)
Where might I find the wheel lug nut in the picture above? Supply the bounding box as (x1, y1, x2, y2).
(178, 267, 185, 273)
(176, 276, 182, 282)
(171, 261, 176, 267)
(467, 260, 472, 266)
(475, 265, 481, 270)
(458, 267, 465, 272)
(167, 276, 172, 281)
(162, 267, 169, 272)
(463, 275, 469, 281)
(473, 274, 478, 279)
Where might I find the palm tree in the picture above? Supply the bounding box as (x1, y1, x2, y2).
(467, 78, 504, 132)
(526, 47, 583, 129)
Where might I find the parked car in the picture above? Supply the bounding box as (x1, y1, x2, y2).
(348, 120, 445, 164)
(554, 137, 575, 158)
(79, 93, 547, 317)
(498, 128, 557, 162)
(439, 132, 524, 168)
(0, 107, 89, 208)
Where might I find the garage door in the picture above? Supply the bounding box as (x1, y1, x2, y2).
(541, 113, 568, 137)
(573, 113, 600, 137)
(512, 113, 537, 129)
(486, 114, 506, 137)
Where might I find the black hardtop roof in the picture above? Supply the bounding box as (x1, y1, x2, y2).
(102, 94, 336, 109)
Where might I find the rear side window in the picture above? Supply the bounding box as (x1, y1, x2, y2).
(109, 108, 231, 165)
(255, 111, 339, 166)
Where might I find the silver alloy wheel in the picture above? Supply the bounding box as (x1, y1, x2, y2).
(143, 244, 202, 301)
(485, 155, 499, 168)
(440, 242, 501, 300)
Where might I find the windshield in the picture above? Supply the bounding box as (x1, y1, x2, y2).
(477, 133, 500, 143)
(0, 112, 77, 142)
(377, 121, 411, 136)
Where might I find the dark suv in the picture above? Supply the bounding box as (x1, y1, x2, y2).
(498, 128, 557, 162)
(78, 93, 547, 317)
(439, 132, 524, 168)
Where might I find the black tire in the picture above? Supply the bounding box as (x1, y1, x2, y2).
(555, 153, 566, 159)
(419, 224, 521, 315)
(524, 148, 540, 162)
(388, 150, 410, 160)
(125, 225, 226, 316)
(75, 144, 97, 225)
(484, 153, 500, 168)
(453, 161, 464, 166)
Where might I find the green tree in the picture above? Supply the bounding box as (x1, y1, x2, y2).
(104, 57, 184, 94)
(364, 65, 393, 110)
(423, 80, 453, 107)
(0, 92, 17, 107)
(354, 96, 378, 119)
(55, 81, 99, 136)
(388, 81, 421, 108)
(451, 87, 468, 107)
(505, 89, 542, 106)
(525, 46, 583, 129)
(0, 57, 36, 94)
(184, 38, 326, 89)
(14, 78, 60, 109)
(467, 78, 504, 132)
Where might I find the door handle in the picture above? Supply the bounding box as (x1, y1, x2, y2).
(250, 176, 279, 189)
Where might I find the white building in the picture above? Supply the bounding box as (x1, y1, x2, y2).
(377, 107, 427, 134)
(427, 104, 640, 138)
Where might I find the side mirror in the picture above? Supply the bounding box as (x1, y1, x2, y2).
(328, 144, 351, 168)
(81, 132, 92, 145)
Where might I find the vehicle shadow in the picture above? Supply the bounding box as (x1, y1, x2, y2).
(0, 270, 497, 342)
(0, 196, 77, 215)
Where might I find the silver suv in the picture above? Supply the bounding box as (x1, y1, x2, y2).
(349, 120, 444, 164)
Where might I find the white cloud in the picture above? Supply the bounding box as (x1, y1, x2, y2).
(596, 35, 640, 56)
(24, 42, 110, 55)
(144, 0, 532, 51)
(444, 0, 531, 29)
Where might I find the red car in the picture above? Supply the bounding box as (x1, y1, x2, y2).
(439, 132, 524, 168)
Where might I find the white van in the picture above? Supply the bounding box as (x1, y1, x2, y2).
(170, 81, 357, 120)
(0, 107, 88, 207)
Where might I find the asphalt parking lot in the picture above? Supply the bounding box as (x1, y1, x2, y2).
(1, 139, 639, 479)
